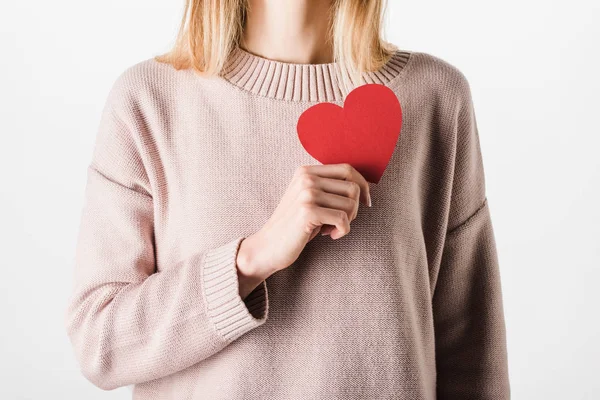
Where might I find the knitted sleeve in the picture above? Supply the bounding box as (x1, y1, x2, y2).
(64, 72, 269, 391)
(432, 74, 510, 399)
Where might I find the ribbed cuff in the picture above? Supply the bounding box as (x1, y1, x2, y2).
(201, 237, 269, 342)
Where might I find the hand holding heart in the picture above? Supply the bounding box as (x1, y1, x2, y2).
(236, 163, 371, 286)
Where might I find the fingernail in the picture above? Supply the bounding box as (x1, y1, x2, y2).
(368, 194, 372, 207)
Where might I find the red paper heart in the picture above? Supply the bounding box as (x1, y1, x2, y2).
(296, 83, 402, 184)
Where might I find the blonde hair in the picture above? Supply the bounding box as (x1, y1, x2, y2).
(155, 0, 397, 90)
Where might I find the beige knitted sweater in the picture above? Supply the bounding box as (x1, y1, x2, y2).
(64, 45, 510, 399)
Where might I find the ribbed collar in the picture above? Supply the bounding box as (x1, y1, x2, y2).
(220, 46, 412, 102)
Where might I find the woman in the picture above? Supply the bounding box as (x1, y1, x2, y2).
(65, 0, 510, 398)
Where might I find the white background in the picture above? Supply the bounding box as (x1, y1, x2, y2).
(1, 1, 599, 399)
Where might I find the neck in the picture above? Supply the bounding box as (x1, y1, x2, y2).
(241, 0, 334, 64)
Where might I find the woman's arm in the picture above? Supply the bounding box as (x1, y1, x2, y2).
(432, 74, 510, 399)
(64, 76, 268, 391)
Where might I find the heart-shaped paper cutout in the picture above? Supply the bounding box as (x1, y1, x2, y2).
(296, 83, 402, 184)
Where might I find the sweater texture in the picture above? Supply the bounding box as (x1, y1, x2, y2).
(65, 44, 510, 399)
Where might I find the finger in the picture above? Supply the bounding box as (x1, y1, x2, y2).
(320, 224, 335, 236)
(313, 177, 361, 202)
(299, 189, 358, 221)
(299, 163, 371, 207)
(308, 206, 351, 240)
(315, 178, 361, 220)
(308, 225, 322, 241)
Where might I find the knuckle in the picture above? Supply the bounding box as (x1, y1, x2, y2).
(299, 173, 316, 188)
(339, 222, 351, 236)
(300, 188, 318, 203)
(337, 209, 349, 223)
(341, 163, 354, 175)
(349, 199, 358, 220)
(340, 211, 351, 234)
(348, 181, 360, 198)
(294, 165, 309, 177)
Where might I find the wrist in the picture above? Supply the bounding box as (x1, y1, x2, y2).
(236, 234, 271, 282)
